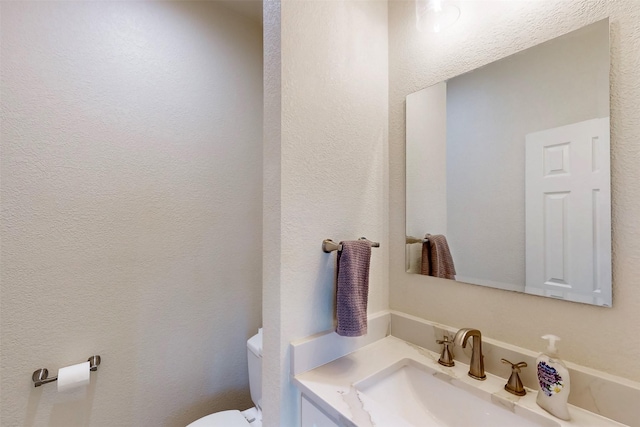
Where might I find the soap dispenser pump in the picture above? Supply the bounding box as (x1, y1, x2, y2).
(536, 334, 571, 420)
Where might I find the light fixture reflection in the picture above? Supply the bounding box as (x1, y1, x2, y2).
(416, 0, 460, 33)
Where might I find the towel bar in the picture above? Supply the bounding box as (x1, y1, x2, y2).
(406, 236, 429, 244)
(322, 237, 380, 253)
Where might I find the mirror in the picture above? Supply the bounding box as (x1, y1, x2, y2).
(405, 19, 611, 307)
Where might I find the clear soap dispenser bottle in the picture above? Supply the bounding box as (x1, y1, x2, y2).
(536, 334, 571, 420)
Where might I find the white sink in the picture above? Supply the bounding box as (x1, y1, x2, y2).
(354, 358, 560, 427)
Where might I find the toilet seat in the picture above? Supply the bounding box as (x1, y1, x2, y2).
(186, 410, 250, 427)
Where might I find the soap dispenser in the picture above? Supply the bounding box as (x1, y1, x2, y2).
(536, 335, 571, 420)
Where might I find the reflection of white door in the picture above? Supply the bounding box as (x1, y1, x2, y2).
(525, 118, 611, 306)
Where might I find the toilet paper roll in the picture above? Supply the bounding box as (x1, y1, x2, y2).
(57, 361, 90, 392)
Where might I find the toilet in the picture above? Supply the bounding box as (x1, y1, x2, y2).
(187, 329, 263, 427)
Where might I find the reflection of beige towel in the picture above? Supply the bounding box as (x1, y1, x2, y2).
(421, 234, 456, 280)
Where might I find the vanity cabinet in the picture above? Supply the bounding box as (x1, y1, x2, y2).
(301, 395, 340, 427)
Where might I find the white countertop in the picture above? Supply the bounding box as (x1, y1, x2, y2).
(294, 336, 627, 427)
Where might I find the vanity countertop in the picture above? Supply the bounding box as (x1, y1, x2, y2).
(293, 336, 627, 427)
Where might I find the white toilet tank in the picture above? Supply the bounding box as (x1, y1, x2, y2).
(246, 328, 263, 412)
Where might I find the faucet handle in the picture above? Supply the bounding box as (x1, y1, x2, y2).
(436, 336, 455, 367)
(501, 359, 527, 396)
(436, 335, 453, 345)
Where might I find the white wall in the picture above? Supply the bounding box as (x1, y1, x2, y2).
(389, 0, 640, 381)
(0, 2, 263, 426)
(263, 0, 389, 425)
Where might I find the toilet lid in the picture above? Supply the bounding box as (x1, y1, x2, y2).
(186, 410, 250, 427)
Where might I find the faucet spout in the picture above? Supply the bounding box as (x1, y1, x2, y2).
(454, 328, 486, 380)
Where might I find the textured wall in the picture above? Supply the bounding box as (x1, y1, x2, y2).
(390, 0, 640, 381)
(263, 0, 389, 425)
(262, 1, 283, 426)
(0, 2, 263, 426)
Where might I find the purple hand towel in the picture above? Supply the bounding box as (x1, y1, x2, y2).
(421, 234, 456, 279)
(336, 240, 372, 337)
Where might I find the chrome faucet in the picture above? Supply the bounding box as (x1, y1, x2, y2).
(454, 328, 486, 380)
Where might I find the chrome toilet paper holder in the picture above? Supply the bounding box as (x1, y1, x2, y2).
(32, 355, 101, 387)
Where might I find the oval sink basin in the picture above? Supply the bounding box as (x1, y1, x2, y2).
(354, 359, 559, 427)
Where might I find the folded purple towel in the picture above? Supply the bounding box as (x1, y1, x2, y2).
(336, 240, 372, 337)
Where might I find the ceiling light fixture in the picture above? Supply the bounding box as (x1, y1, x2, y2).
(416, 0, 460, 33)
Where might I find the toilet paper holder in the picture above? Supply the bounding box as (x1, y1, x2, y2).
(32, 355, 101, 387)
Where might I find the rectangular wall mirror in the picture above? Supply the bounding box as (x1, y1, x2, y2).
(405, 19, 612, 307)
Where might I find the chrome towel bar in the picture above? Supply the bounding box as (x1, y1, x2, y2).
(322, 237, 380, 253)
(406, 236, 429, 244)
